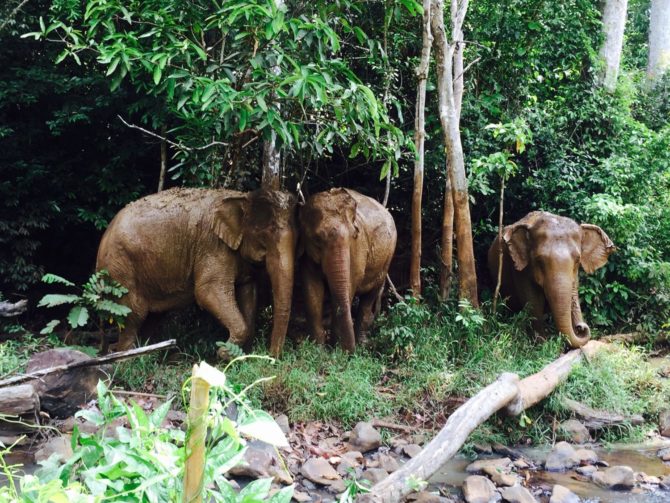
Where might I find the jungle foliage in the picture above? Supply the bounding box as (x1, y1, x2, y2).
(1, 0, 669, 335)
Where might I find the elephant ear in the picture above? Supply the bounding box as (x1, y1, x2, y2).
(341, 189, 360, 239)
(212, 194, 248, 250)
(580, 224, 615, 274)
(503, 224, 530, 271)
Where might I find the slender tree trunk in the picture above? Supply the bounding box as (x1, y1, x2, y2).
(598, 0, 628, 91)
(647, 0, 670, 83)
(432, 0, 479, 307)
(157, 125, 167, 192)
(261, 0, 284, 190)
(438, 172, 453, 300)
(492, 178, 505, 311)
(409, 0, 434, 298)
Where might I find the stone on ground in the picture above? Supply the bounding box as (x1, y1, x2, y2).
(575, 465, 597, 477)
(34, 435, 73, 463)
(573, 448, 598, 465)
(403, 443, 423, 458)
(466, 457, 512, 474)
(27, 348, 109, 419)
(378, 453, 401, 472)
(659, 409, 670, 437)
(300, 457, 341, 485)
(500, 485, 537, 503)
(657, 447, 670, 461)
(482, 465, 519, 487)
(361, 467, 389, 485)
(591, 465, 635, 490)
(462, 475, 500, 503)
(274, 414, 290, 435)
(549, 484, 580, 503)
(558, 420, 591, 444)
(348, 422, 381, 453)
(229, 440, 293, 484)
(545, 442, 582, 471)
(407, 491, 456, 502)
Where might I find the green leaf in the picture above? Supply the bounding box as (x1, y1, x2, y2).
(153, 65, 162, 85)
(269, 485, 295, 503)
(67, 306, 89, 328)
(238, 411, 289, 447)
(40, 319, 61, 335)
(38, 294, 80, 308)
(96, 299, 131, 316)
(239, 478, 273, 500)
(149, 399, 173, 428)
(41, 273, 75, 286)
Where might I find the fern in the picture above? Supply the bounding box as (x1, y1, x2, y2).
(41, 273, 75, 287)
(37, 293, 80, 308)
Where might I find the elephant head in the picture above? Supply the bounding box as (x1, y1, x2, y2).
(299, 188, 360, 351)
(213, 188, 297, 356)
(504, 212, 615, 347)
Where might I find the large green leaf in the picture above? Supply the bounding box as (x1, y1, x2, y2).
(38, 294, 80, 308)
(68, 306, 90, 328)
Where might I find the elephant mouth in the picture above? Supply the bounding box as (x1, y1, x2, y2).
(573, 322, 590, 341)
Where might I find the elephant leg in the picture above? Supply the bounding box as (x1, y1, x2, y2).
(195, 283, 248, 355)
(108, 292, 147, 353)
(355, 287, 381, 346)
(237, 280, 257, 350)
(302, 260, 327, 345)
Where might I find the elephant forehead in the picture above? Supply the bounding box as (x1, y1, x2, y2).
(532, 215, 580, 236)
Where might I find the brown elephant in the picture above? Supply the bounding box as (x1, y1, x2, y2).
(299, 188, 397, 352)
(96, 187, 297, 357)
(488, 211, 615, 347)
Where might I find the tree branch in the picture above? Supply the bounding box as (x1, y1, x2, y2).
(0, 0, 30, 33)
(117, 115, 228, 151)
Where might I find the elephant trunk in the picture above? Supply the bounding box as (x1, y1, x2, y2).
(266, 232, 295, 357)
(324, 243, 356, 352)
(546, 276, 590, 348)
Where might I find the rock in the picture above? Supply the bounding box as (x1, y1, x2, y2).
(573, 448, 598, 465)
(275, 414, 290, 435)
(482, 465, 518, 487)
(378, 453, 401, 472)
(407, 491, 455, 503)
(300, 457, 341, 486)
(549, 485, 580, 503)
(500, 485, 537, 503)
(342, 450, 364, 463)
(545, 442, 578, 471)
(327, 478, 347, 494)
(474, 443, 493, 455)
(657, 447, 670, 461)
(558, 420, 590, 445)
(659, 409, 670, 437)
(574, 465, 597, 477)
(660, 475, 670, 489)
(591, 465, 635, 490)
(34, 435, 73, 463)
(361, 468, 389, 485)
(58, 416, 76, 433)
(635, 472, 660, 485)
(466, 457, 512, 474)
(492, 443, 525, 460)
(348, 422, 381, 453)
(26, 349, 110, 419)
(513, 459, 530, 470)
(292, 490, 312, 502)
(403, 444, 423, 458)
(229, 440, 293, 484)
(462, 475, 500, 503)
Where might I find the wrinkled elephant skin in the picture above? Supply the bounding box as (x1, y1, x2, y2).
(488, 211, 615, 348)
(299, 188, 397, 352)
(96, 187, 297, 357)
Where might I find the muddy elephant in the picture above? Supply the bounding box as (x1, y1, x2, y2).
(96, 187, 297, 357)
(488, 211, 615, 347)
(299, 188, 397, 352)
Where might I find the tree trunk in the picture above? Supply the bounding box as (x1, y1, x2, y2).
(492, 178, 505, 311)
(438, 172, 453, 300)
(647, 0, 670, 83)
(432, 0, 479, 307)
(409, 0, 434, 298)
(599, 0, 628, 91)
(261, 0, 284, 190)
(158, 125, 167, 192)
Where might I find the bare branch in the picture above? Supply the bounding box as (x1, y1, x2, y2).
(117, 115, 228, 151)
(0, 0, 30, 33)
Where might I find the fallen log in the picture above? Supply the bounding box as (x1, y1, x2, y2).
(361, 340, 608, 503)
(0, 299, 27, 317)
(0, 339, 176, 389)
(0, 383, 40, 437)
(562, 397, 644, 429)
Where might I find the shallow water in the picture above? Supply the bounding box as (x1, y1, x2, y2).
(430, 441, 670, 502)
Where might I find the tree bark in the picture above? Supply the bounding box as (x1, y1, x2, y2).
(438, 172, 453, 300)
(492, 178, 505, 311)
(158, 125, 167, 192)
(598, 0, 628, 91)
(647, 0, 670, 83)
(0, 299, 27, 317)
(409, 0, 434, 298)
(261, 0, 285, 190)
(562, 398, 644, 429)
(432, 0, 479, 307)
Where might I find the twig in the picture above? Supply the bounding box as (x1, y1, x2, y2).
(454, 56, 481, 82)
(371, 419, 412, 433)
(0, 0, 29, 33)
(0, 340, 177, 388)
(386, 275, 404, 303)
(117, 116, 228, 151)
(111, 389, 168, 400)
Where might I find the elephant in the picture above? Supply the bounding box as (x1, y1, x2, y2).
(487, 211, 615, 347)
(96, 187, 297, 357)
(299, 188, 397, 352)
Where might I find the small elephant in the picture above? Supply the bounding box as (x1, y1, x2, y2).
(96, 187, 297, 357)
(488, 211, 615, 347)
(299, 188, 397, 352)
